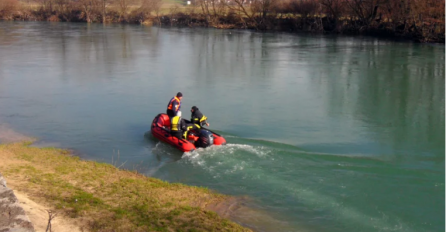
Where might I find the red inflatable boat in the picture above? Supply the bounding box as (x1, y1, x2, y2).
(151, 113, 226, 152)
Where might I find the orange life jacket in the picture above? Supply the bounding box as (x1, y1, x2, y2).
(167, 97, 181, 111)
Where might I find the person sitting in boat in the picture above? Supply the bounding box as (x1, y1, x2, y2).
(190, 106, 209, 128)
(166, 92, 183, 118)
(170, 111, 187, 140)
(170, 111, 199, 140)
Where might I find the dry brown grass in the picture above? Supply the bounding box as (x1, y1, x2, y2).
(0, 142, 251, 232)
(0, 0, 19, 18)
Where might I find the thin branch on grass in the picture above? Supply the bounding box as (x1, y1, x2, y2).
(117, 160, 128, 169)
(45, 210, 58, 232)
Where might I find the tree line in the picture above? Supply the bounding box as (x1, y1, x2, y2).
(0, 0, 163, 23)
(195, 0, 444, 42)
(0, 0, 444, 42)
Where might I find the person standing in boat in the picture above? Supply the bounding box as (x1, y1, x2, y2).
(190, 106, 210, 128)
(166, 92, 183, 118)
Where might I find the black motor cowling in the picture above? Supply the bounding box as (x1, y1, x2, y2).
(196, 130, 214, 148)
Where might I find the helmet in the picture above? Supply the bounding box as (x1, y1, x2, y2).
(177, 111, 182, 117)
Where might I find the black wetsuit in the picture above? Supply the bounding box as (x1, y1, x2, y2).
(191, 109, 207, 127)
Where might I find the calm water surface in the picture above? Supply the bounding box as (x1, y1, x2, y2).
(0, 22, 444, 232)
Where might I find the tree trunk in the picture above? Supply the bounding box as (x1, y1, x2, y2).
(102, 0, 106, 23)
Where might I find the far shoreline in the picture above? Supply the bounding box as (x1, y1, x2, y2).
(0, 0, 443, 44)
(1, 17, 443, 45)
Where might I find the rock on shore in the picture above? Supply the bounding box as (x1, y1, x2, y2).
(0, 173, 35, 232)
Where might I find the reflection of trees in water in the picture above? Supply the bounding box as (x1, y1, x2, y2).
(310, 38, 445, 155)
(0, 23, 30, 82)
(187, 29, 276, 84)
(188, 30, 286, 122)
(0, 22, 162, 83)
(75, 24, 161, 81)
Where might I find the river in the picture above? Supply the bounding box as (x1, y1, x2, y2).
(0, 21, 444, 232)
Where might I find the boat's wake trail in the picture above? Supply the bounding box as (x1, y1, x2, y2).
(180, 142, 416, 232)
(181, 143, 276, 179)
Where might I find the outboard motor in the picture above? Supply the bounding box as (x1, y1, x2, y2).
(196, 130, 214, 148)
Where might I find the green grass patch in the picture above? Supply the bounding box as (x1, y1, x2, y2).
(163, 0, 185, 4)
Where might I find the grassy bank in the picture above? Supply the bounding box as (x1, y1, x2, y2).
(0, 142, 250, 232)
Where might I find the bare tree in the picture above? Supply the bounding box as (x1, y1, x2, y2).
(79, 0, 95, 22)
(319, 0, 343, 25)
(345, 0, 383, 27)
(251, 0, 276, 19)
(197, 0, 211, 21)
(197, 0, 226, 25)
(0, 0, 19, 18)
(116, 0, 133, 21)
(284, 0, 319, 19)
(40, 0, 55, 12)
(225, 0, 256, 28)
(55, 0, 68, 12)
(383, 0, 409, 30)
(99, 0, 108, 23)
(139, 0, 162, 22)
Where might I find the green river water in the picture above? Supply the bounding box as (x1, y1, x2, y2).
(0, 22, 444, 232)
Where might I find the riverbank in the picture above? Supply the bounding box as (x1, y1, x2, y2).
(0, 0, 444, 43)
(0, 142, 251, 231)
(156, 14, 444, 43)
